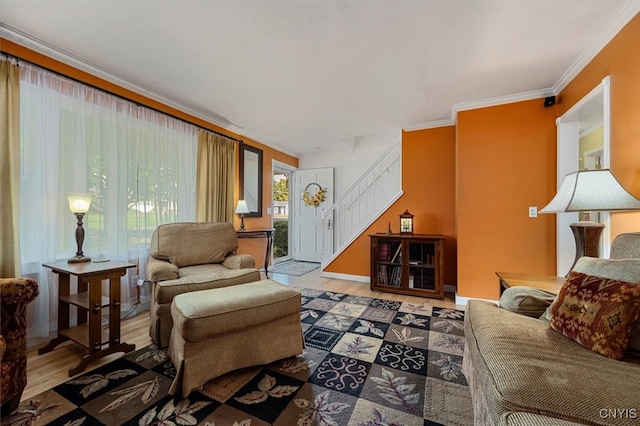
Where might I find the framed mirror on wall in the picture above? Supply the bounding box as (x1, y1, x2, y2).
(240, 143, 263, 217)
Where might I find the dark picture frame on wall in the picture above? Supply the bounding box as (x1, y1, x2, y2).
(239, 143, 263, 217)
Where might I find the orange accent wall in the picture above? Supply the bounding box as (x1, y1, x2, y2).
(325, 126, 457, 287)
(1, 38, 298, 266)
(556, 14, 640, 239)
(456, 100, 557, 300)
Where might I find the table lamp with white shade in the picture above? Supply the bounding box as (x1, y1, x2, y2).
(235, 199, 250, 230)
(539, 169, 640, 273)
(66, 193, 94, 263)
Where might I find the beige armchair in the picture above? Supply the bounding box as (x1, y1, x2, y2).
(147, 222, 261, 347)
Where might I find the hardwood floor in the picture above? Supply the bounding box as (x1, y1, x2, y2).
(22, 269, 463, 401)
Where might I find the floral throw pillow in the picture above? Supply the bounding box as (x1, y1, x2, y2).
(549, 271, 640, 360)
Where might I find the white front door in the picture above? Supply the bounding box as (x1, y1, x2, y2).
(293, 168, 334, 262)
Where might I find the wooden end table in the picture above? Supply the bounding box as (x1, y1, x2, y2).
(496, 271, 566, 296)
(40, 260, 136, 376)
(236, 228, 275, 278)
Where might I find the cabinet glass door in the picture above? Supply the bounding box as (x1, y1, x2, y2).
(376, 239, 402, 287)
(408, 241, 436, 290)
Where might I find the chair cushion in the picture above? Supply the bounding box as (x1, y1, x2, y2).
(150, 222, 238, 267)
(154, 265, 260, 305)
(171, 280, 301, 343)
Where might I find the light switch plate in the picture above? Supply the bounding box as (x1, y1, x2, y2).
(529, 206, 538, 218)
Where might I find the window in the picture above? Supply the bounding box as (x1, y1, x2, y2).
(19, 63, 197, 336)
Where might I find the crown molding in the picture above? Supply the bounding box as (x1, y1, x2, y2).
(0, 24, 248, 137)
(0, 23, 304, 158)
(452, 88, 554, 115)
(553, 2, 640, 93)
(403, 118, 454, 132)
(234, 129, 300, 158)
(404, 88, 553, 132)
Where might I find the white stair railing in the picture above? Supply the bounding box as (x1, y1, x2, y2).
(321, 138, 403, 268)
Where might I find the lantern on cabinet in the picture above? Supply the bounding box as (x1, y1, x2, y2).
(399, 210, 414, 235)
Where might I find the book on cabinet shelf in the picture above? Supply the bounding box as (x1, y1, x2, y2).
(378, 265, 388, 286)
(377, 265, 401, 287)
(390, 266, 401, 287)
(379, 242, 390, 261)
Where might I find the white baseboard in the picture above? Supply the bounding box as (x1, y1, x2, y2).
(454, 294, 498, 307)
(318, 273, 500, 309)
(321, 271, 370, 283)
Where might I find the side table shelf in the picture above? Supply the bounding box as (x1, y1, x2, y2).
(60, 292, 110, 309)
(40, 260, 136, 376)
(58, 292, 111, 349)
(59, 324, 110, 349)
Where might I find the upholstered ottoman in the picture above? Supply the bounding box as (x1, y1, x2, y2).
(167, 279, 304, 397)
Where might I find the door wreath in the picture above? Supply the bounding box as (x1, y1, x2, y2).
(302, 183, 327, 207)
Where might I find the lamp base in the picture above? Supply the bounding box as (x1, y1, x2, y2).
(68, 254, 91, 263)
(568, 221, 604, 273)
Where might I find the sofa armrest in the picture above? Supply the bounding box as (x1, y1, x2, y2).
(223, 254, 256, 270)
(147, 256, 179, 282)
(498, 286, 556, 318)
(1, 278, 38, 369)
(0, 335, 6, 361)
(0, 278, 39, 305)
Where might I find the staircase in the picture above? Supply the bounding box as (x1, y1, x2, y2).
(320, 137, 403, 268)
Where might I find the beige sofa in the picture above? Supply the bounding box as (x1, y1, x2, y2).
(463, 254, 640, 426)
(146, 222, 261, 347)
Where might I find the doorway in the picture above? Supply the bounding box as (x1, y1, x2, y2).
(555, 76, 610, 274)
(291, 167, 334, 262)
(272, 163, 334, 265)
(272, 162, 294, 264)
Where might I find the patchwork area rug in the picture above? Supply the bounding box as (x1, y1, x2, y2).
(4, 288, 472, 426)
(269, 261, 320, 276)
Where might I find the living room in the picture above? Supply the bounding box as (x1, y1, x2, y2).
(2, 4, 639, 301)
(2, 2, 640, 425)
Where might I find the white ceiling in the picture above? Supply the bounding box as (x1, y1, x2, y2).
(1, 1, 638, 157)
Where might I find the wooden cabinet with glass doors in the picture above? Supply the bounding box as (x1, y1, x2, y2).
(370, 234, 444, 299)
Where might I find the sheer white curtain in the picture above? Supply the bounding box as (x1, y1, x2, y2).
(19, 63, 197, 338)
